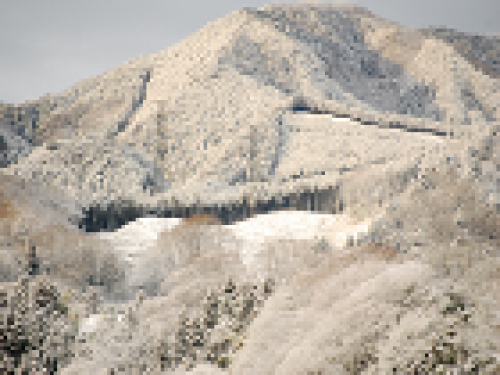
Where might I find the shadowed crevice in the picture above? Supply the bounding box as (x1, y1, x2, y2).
(108, 69, 151, 138)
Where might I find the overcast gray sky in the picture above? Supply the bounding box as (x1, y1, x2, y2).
(1, 0, 499, 104)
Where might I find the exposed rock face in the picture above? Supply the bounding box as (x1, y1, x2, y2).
(0, 125, 33, 168)
(2, 3, 500, 374)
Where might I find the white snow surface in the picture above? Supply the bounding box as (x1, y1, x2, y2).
(228, 211, 376, 269)
(228, 210, 373, 247)
(97, 217, 182, 263)
(99, 211, 375, 267)
(83, 211, 377, 335)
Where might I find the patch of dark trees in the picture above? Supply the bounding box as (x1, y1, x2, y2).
(78, 185, 342, 233)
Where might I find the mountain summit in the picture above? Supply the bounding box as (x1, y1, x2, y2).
(2, 4, 500, 373)
(1, 3, 499, 230)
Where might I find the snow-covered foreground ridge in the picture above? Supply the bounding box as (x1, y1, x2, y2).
(98, 210, 376, 267)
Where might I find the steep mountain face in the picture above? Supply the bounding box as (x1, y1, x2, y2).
(419, 26, 500, 79)
(1, 4, 500, 231)
(3, 4, 500, 374)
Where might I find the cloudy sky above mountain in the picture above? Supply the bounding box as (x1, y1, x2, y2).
(1, 0, 499, 104)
